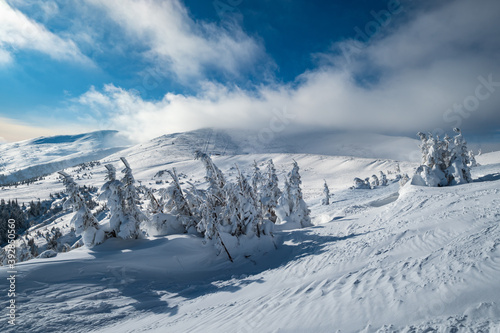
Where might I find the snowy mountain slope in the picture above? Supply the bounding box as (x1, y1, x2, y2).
(126, 127, 422, 161)
(1, 142, 499, 332)
(0, 127, 419, 204)
(0, 130, 130, 185)
(0, 127, 418, 188)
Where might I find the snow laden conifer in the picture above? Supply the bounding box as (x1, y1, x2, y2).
(59, 171, 104, 247)
(251, 160, 264, 211)
(370, 174, 380, 188)
(412, 128, 473, 186)
(447, 128, 472, 185)
(233, 166, 264, 237)
(151, 168, 198, 234)
(277, 161, 312, 227)
(379, 171, 388, 186)
(322, 180, 330, 205)
(260, 159, 281, 223)
(98, 164, 126, 238)
(468, 150, 478, 168)
(118, 158, 148, 239)
(195, 150, 225, 200)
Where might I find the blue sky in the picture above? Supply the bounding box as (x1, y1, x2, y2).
(1, 0, 499, 143)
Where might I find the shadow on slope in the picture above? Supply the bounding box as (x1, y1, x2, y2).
(5, 227, 368, 332)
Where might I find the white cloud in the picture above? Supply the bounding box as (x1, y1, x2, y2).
(74, 0, 500, 142)
(85, 0, 267, 82)
(0, 48, 13, 65)
(0, 1, 90, 64)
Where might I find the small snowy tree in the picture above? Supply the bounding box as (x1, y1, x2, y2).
(251, 160, 263, 197)
(235, 167, 262, 237)
(399, 173, 410, 187)
(379, 171, 388, 186)
(322, 180, 330, 205)
(446, 128, 472, 185)
(468, 150, 478, 168)
(119, 158, 148, 239)
(195, 151, 225, 203)
(260, 159, 281, 223)
(370, 174, 380, 188)
(277, 161, 312, 227)
(59, 171, 104, 247)
(99, 164, 126, 238)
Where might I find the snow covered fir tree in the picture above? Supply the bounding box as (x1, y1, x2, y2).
(59, 171, 105, 247)
(412, 128, 475, 187)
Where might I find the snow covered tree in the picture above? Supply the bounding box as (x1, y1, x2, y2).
(399, 173, 410, 187)
(277, 178, 292, 219)
(412, 128, 472, 186)
(165, 169, 192, 218)
(379, 171, 388, 186)
(351, 177, 371, 189)
(234, 167, 263, 237)
(468, 150, 478, 168)
(195, 151, 225, 203)
(395, 163, 401, 175)
(322, 180, 330, 205)
(197, 192, 234, 262)
(260, 159, 281, 223)
(251, 160, 263, 196)
(150, 168, 198, 234)
(59, 171, 104, 247)
(119, 158, 148, 239)
(446, 128, 472, 185)
(277, 161, 312, 227)
(98, 164, 126, 238)
(370, 174, 380, 188)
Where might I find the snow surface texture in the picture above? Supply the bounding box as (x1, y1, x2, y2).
(1, 132, 500, 332)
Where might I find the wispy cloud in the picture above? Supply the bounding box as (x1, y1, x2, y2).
(84, 0, 269, 82)
(0, 0, 90, 65)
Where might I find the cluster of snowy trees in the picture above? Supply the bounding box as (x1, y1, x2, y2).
(148, 153, 311, 260)
(58, 157, 147, 248)
(412, 128, 476, 187)
(56, 154, 311, 259)
(351, 171, 389, 190)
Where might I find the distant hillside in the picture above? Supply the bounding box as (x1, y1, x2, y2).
(0, 130, 130, 185)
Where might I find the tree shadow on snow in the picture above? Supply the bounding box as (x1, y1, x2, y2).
(474, 172, 500, 183)
(13, 227, 368, 328)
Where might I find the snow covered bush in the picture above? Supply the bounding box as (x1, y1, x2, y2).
(412, 128, 473, 187)
(351, 177, 371, 189)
